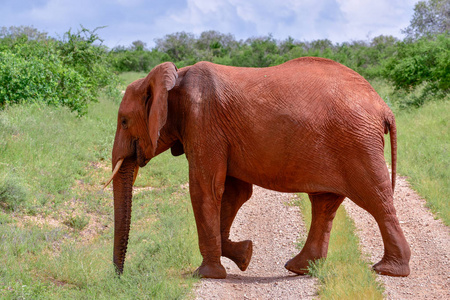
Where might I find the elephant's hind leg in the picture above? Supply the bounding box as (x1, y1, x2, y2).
(220, 177, 253, 271)
(285, 193, 344, 275)
(349, 183, 410, 277)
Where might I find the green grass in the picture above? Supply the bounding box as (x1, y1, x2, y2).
(392, 100, 449, 225)
(0, 94, 200, 299)
(296, 196, 384, 299)
(118, 72, 148, 89)
(0, 98, 116, 213)
(370, 79, 450, 226)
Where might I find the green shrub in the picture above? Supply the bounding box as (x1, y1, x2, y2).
(0, 27, 119, 115)
(231, 36, 279, 67)
(0, 51, 91, 114)
(384, 33, 450, 107)
(57, 27, 120, 100)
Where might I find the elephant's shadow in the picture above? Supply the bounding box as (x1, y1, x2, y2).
(186, 272, 311, 284)
(221, 273, 310, 284)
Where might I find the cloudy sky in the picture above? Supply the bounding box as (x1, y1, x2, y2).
(2, 0, 417, 49)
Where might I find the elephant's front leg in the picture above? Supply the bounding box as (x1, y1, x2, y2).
(220, 177, 253, 271)
(189, 167, 227, 279)
(285, 193, 344, 274)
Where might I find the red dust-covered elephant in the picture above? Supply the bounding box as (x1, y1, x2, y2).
(104, 57, 411, 278)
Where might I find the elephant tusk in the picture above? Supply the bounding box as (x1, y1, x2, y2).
(103, 158, 124, 189)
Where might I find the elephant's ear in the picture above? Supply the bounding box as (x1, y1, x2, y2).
(144, 62, 178, 156)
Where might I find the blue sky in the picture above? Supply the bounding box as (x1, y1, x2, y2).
(1, 0, 417, 49)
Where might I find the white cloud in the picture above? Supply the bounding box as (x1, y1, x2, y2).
(152, 0, 373, 43)
(154, 0, 329, 42)
(0, 0, 417, 48)
(333, 0, 417, 41)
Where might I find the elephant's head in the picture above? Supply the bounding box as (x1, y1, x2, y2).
(104, 62, 178, 274)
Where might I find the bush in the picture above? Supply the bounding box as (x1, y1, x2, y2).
(0, 27, 119, 115)
(384, 33, 450, 107)
(57, 27, 119, 98)
(0, 51, 91, 114)
(231, 36, 279, 67)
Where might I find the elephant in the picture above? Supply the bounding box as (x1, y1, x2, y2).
(104, 57, 411, 279)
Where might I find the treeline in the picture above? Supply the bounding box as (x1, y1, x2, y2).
(109, 32, 398, 78)
(110, 30, 449, 105)
(0, 0, 448, 114)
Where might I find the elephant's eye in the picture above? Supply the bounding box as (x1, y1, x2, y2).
(121, 117, 128, 129)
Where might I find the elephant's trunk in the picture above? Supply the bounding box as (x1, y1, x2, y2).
(112, 157, 136, 274)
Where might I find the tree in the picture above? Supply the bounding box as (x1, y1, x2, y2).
(278, 36, 297, 55)
(196, 31, 237, 51)
(231, 35, 279, 67)
(131, 40, 146, 51)
(154, 32, 196, 62)
(0, 25, 49, 41)
(307, 39, 335, 53)
(403, 0, 450, 40)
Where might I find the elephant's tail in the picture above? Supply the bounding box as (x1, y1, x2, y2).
(384, 114, 397, 193)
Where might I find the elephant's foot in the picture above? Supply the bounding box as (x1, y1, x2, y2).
(372, 258, 410, 277)
(222, 240, 253, 271)
(284, 251, 322, 275)
(284, 258, 309, 275)
(193, 261, 227, 279)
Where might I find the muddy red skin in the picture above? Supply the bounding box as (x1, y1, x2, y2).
(109, 58, 411, 279)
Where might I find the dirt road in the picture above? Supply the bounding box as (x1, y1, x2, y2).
(195, 187, 318, 299)
(344, 176, 450, 299)
(195, 176, 449, 299)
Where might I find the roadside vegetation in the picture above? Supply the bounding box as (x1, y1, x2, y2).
(372, 77, 450, 226)
(383, 97, 450, 226)
(0, 0, 448, 298)
(0, 91, 200, 298)
(394, 100, 449, 226)
(296, 196, 384, 299)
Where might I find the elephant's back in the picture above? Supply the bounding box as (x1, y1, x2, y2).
(276, 57, 390, 122)
(186, 58, 390, 134)
(185, 58, 391, 133)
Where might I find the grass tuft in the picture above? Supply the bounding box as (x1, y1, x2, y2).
(297, 195, 384, 299)
(63, 215, 90, 231)
(0, 169, 29, 211)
